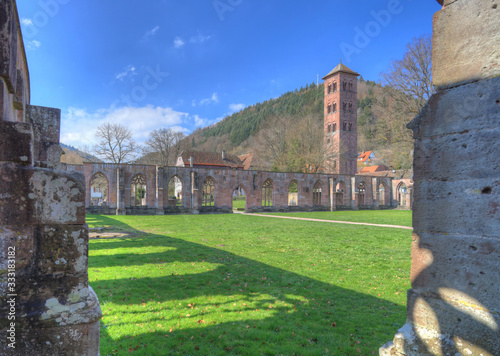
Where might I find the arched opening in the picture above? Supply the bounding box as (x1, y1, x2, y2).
(288, 180, 298, 206)
(336, 181, 346, 206)
(379, 182, 390, 206)
(90, 172, 108, 206)
(168, 175, 183, 207)
(262, 179, 273, 207)
(131, 174, 147, 206)
(358, 182, 366, 206)
(397, 182, 407, 207)
(202, 176, 215, 207)
(313, 181, 322, 206)
(232, 186, 246, 211)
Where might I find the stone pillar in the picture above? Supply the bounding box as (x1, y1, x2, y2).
(380, 1, 500, 355)
(155, 166, 164, 215)
(372, 178, 380, 210)
(191, 171, 199, 214)
(350, 177, 358, 210)
(116, 167, 126, 215)
(329, 177, 336, 211)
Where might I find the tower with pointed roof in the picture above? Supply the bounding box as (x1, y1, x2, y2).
(322, 62, 360, 175)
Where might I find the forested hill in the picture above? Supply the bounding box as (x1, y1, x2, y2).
(187, 77, 413, 170)
(202, 82, 324, 148)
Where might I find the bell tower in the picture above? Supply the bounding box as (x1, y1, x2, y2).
(322, 63, 359, 175)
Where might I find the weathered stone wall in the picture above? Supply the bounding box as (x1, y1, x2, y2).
(0, 1, 101, 354)
(380, 1, 500, 355)
(67, 162, 393, 214)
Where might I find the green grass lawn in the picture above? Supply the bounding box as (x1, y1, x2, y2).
(261, 210, 412, 227)
(232, 196, 246, 210)
(87, 212, 411, 355)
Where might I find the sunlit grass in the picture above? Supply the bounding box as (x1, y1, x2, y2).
(88, 213, 411, 355)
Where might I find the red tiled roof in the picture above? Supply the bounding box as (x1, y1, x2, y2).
(238, 153, 254, 170)
(358, 165, 388, 173)
(179, 151, 244, 169)
(357, 151, 373, 162)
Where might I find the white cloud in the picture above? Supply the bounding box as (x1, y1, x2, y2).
(145, 26, 160, 38)
(173, 36, 185, 49)
(115, 65, 137, 81)
(60, 105, 190, 148)
(21, 18, 33, 26)
(229, 103, 245, 112)
(199, 92, 219, 105)
(190, 33, 212, 44)
(26, 40, 41, 50)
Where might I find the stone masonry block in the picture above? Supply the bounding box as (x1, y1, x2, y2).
(412, 178, 500, 238)
(413, 127, 500, 182)
(433, 0, 500, 89)
(0, 164, 86, 225)
(0, 120, 32, 164)
(409, 76, 500, 139)
(35, 224, 89, 276)
(26, 105, 61, 143)
(411, 232, 500, 307)
(407, 289, 500, 355)
(0, 0, 17, 92)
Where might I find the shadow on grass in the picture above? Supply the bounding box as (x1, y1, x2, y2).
(90, 215, 405, 355)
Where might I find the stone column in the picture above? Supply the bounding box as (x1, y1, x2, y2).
(116, 167, 126, 215)
(380, 1, 500, 354)
(372, 177, 380, 210)
(191, 171, 199, 214)
(329, 177, 336, 211)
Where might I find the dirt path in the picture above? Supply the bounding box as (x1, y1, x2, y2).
(235, 212, 413, 230)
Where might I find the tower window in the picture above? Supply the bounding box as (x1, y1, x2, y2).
(343, 122, 347, 131)
(349, 82, 353, 91)
(349, 103, 353, 113)
(327, 85, 331, 94)
(327, 105, 331, 114)
(333, 83, 337, 92)
(327, 124, 331, 132)
(348, 123, 353, 131)
(333, 103, 337, 112)
(343, 82, 347, 91)
(343, 103, 347, 112)
(332, 123, 337, 131)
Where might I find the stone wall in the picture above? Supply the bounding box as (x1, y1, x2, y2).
(380, 1, 500, 355)
(0, 1, 101, 354)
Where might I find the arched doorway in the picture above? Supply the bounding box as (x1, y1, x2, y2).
(336, 181, 346, 206)
(358, 182, 366, 206)
(397, 182, 407, 207)
(90, 172, 108, 206)
(168, 175, 183, 207)
(288, 180, 298, 206)
(313, 181, 322, 206)
(262, 179, 273, 207)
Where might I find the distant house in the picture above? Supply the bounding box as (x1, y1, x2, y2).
(357, 151, 375, 164)
(238, 153, 255, 170)
(357, 165, 389, 174)
(176, 150, 244, 170)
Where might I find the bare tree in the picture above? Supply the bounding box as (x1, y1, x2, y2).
(142, 128, 187, 166)
(254, 115, 289, 171)
(380, 34, 433, 116)
(93, 123, 139, 163)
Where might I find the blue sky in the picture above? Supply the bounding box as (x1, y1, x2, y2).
(17, 0, 441, 148)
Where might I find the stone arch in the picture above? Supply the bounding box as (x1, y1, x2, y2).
(168, 175, 183, 207)
(288, 180, 299, 206)
(379, 181, 390, 206)
(336, 181, 346, 206)
(262, 179, 273, 207)
(358, 181, 366, 206)
(397, 182, 407, 206)
(202, 176, 215, 207)
(131, 173, 147, 206)
(90, 172, 109, 206)
(313, 180, 322, 206)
